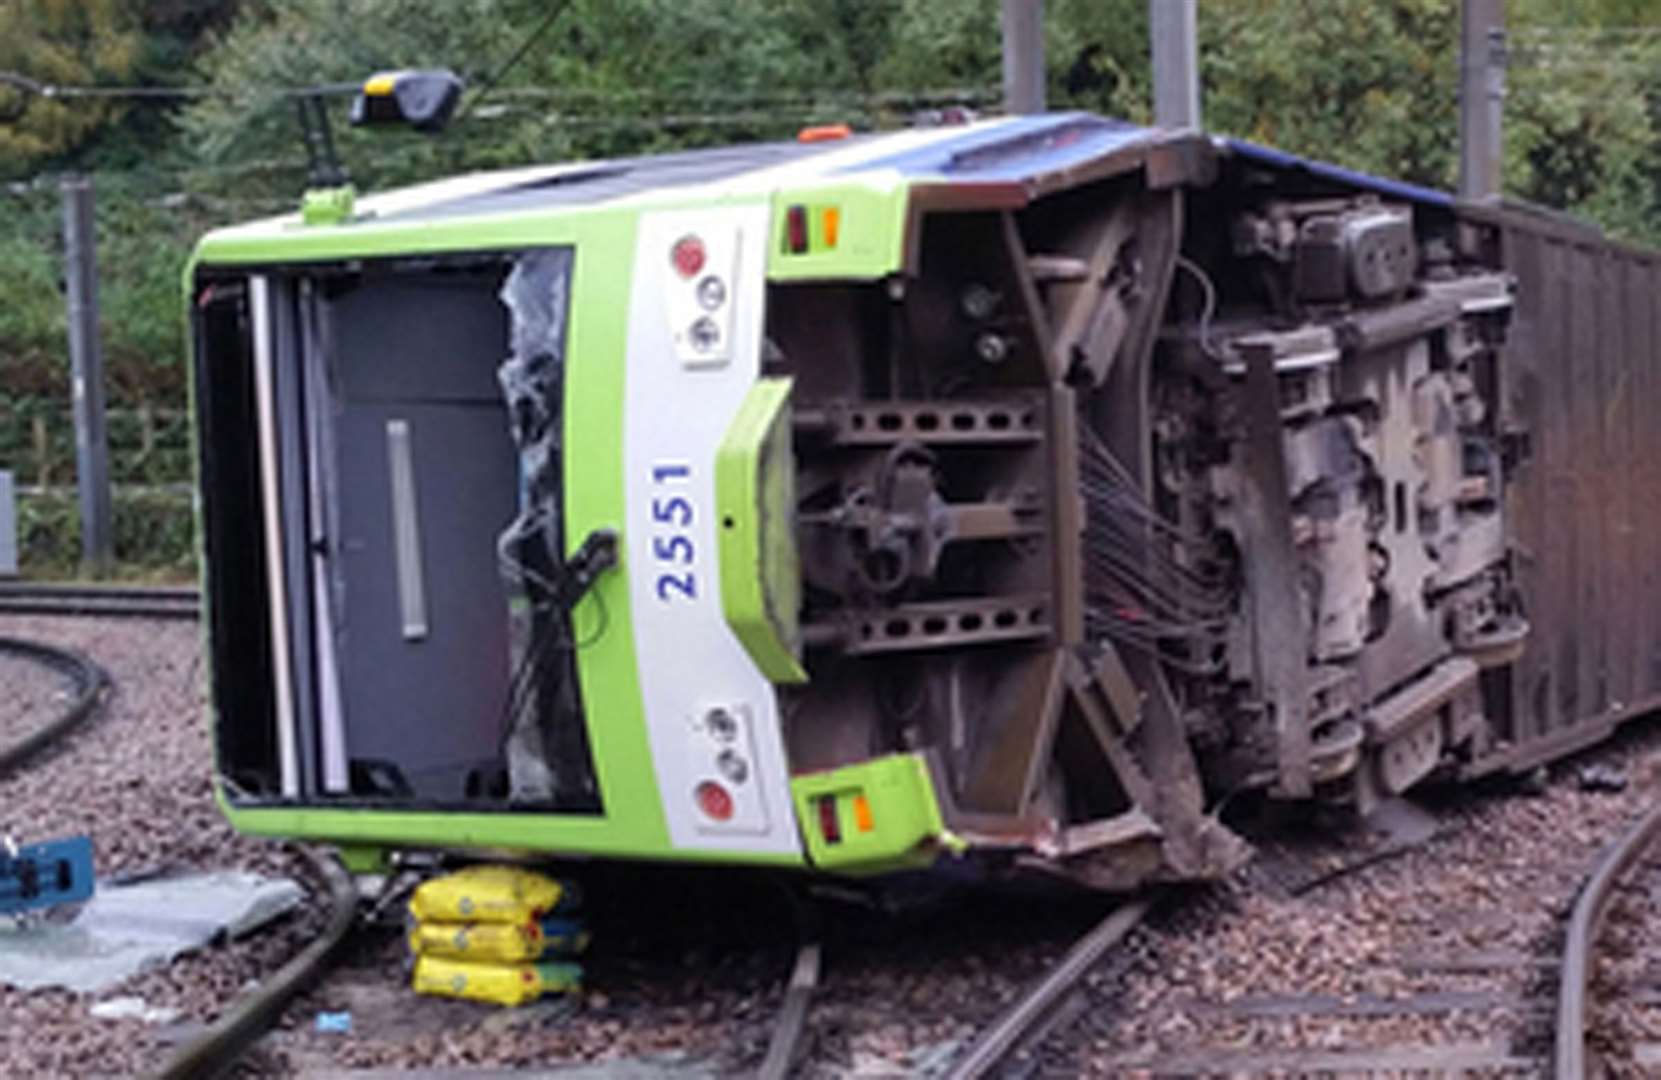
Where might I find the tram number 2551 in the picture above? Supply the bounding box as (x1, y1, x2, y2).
(650, 462, 697, 602)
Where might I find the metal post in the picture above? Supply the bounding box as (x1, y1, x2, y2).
(1150, 0, 1200, 129)
(0, 470, 16, 577)
(61, 175, 112, 576)
(1001, 0, 1045, 115)
(1459, 0, 1505, 200)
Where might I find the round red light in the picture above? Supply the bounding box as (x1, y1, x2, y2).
(671, 235, 706, 279)
(694, 780, 734, 821)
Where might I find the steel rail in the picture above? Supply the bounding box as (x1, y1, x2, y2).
(943, 896, 1153, 1080)
(0, 582, 199, 620)
(153, 846, 359, 1080)
(0, 636, 109, 773)
(0, 582, 198, 600)
(757, 941, 822, 1080)
(1556, 799, 1661, 1079)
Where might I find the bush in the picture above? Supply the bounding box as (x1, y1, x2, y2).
(16, 485, 196, 579)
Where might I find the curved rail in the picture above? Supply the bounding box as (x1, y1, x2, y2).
(943, 896, 1154, 1080)
(0, 582, 199, 621)
(0, 636, 109, 773)
(154, 846, 359, 1080)
(1556, 800, 1661, 1078)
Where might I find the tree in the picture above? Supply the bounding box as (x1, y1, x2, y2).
(1504, 0, 1661, 241)
(0, 0, 145, 179)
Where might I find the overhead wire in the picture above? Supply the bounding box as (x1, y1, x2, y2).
(454, 0, 574, 123)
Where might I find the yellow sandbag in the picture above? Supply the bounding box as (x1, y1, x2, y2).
(408, 916, 590, 962)
(407, 865, 574, 924)
(411, 954, 582, 1006)
(408, 920, 542, 962)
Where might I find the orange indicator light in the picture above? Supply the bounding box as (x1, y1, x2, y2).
(821, 206, 841, 249)
(852, 792, 874, 833)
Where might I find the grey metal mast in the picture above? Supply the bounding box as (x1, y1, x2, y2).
(61, 175, 112, 576)
(1459, 0, 1506, 200)
(1001, 0, 1045, 114)
(1150, 0, 1200, 129)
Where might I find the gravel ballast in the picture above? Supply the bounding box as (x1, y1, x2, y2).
(12, 610, 1661, 1077)
(0, 614, 322, 1079)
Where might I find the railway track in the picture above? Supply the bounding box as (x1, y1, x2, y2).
(0, 636, 108, 774)
(1557, 796, 1661, 1077)
(12, 585, 1661, 1076)
(155, 846, 359, 1080)
(942, 897, 1153, 1080)
(0, 626, 352, 1078)
(0, 581, 200, 620)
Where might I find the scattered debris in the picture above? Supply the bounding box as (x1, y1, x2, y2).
(907, 1038, 963, 1076)
(1579, 764, 1628, 793)
(315, 1011, 353, 1034)
(0, 871, 303, 993)
(0, 834, 94, 917)
(89, 995, 181, 1025)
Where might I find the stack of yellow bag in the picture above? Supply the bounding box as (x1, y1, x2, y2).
(406, 864, 587, 1006)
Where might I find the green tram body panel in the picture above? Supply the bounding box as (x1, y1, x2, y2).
(190, 125, 983, 874)
(194, 113, 1548, 890)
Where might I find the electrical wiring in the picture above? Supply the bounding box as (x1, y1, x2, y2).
(1079, 426, 1233, 672)
(1174, 254, 1221, 360)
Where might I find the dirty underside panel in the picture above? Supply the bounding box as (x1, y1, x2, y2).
(1501, 220, 1661, 755)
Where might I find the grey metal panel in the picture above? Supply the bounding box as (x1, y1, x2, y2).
(1610, 256, 1639, 712)
(1496, 207, 1661, 758)
(1500, 226, 1543, 746)
(332, 277, 508, 403)
(1546, 237, 1574, 739)
(270, 278, 319, 796)
(1646, 259, 1661, 697)
(1579, 246, 1606, 721)
(335, 401, 516, 800)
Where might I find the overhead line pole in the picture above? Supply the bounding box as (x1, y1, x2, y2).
(61, 175, 112, 577)
(1459, 0, 1506, 200)
(1001, 0, 1045, 115)
(1150, 0, 1200, 129)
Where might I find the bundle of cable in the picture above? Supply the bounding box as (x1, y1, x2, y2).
(407, 865, 587, 1006)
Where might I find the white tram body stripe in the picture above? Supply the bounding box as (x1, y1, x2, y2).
(622, 204, 800, 856)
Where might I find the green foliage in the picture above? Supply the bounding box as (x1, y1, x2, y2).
(0, 401, 192, 488)
(13, 0, 1661, 572)
(1504, 0, 1661, 241)
(174, 0, 556, 192)
(0, 191, 64, 395)
(1200, 0, 1460, 190)
(16, 485, 196, 578)
(0, 0, 144, 178)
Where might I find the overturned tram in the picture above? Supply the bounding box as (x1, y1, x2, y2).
(189, 113, 1658, 888)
